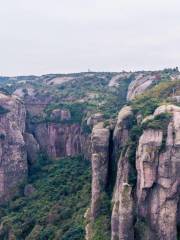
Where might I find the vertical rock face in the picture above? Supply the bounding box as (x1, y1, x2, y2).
(32, 123, 87, 159)
(88, 104, 180, 240)
(111, 106, 134, 240)
(113, 106, 133, 160)
(50, 109, 71, 121)
(136, 129, 163, 213)
(111, 149, 134, 240)
(87, 113, 104, 128)
(24, 132, 40, 165)
(0, 93, 27, 202)
(85, 122, 110, 240)
(90, 122, 110, 219)
(136, 105, 180, 240)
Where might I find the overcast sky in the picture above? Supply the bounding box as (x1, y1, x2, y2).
(0, 0, 179, 76)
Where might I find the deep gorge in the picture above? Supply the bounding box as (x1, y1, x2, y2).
(0, 69, 179, 239)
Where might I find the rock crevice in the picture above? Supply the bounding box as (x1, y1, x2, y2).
(88, 104, 180, 240)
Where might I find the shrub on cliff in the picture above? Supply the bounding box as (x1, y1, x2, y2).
(142, 112, 172, 130)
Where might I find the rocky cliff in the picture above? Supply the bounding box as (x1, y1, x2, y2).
(135, 105, 180, 240)
(32, 123, 83, 158)
(0, 69, 179, 239)
(0, 93, 27, 202)
(111, 106, 134, 240)
(90, 122, 110, 219)
(88, 104, 180, 240)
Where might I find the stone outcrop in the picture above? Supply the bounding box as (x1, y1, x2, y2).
(90, 122, 110, 219)
(50, 109, 71, 121)
(32, 122, 89, 159)
(113, 106, 133, 160)
(87, 113, 104, 127)
(135, 105, 180, 240)
(111, 106, 134, 240)
(108, 73, 132, 87)
(24, 132, 40, 165)
(87, 104, 180, 240)
(127, 73, 160, 100)
(111, 148, 134, 240)
(47, 76, 75, 85)
(85, 122, 110, 240)
(111, 104, 180, 240)
(0, 93, 27, 202)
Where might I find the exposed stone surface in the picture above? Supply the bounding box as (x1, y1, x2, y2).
(127, 73, 160, 100)
(24, 132, 40, 165)
(111, 149, 134, 240)
(90, 123, 110, 219)
(136, 105, 180, 240)
(85, 122, 110, 240)
(170, 74, 180, 81)
(84, 208, 93, 240)
(88, 104, 180, 240)
(108, 73, 132, 87)
(47, 76, 75, 85)
(50, 109, 71, 121)
(171, 95, 180, 103)
(32, 123, 89, 159)
(111, 106, 134, 240)
(113, 106, 133, 160)
(0, 93, 27, 202)
(87, 112, 104, 127)
(14, 87, 35, 98)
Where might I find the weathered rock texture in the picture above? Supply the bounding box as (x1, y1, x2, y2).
(0, 93, 27, 202)
(108, 73, 132, 87)
(90, 122, 110, 219)
(111, 106, 134, 240)
(50, 109, 71, 121)
(85, 122, 110, 240)
(31, 122, 90, 159)
(87, 113, 104, 127)
(113, 106, 133, 160)
(24, 132, 40, 165)
(127, 72, 160, 100)
(136, 105, 180, 240)
(88, 104, 180, 240)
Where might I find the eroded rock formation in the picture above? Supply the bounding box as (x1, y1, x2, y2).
(32, 123, 87, 159)
(24, 132, 40, 165)
(50, 109, 71, 121)
(90, 122, 110, 219)
(85, 122, 110, 240)
(127, 72, 160, 100)
(88, 104, 180, 240)
(111, 106, 134, 240)
(0, 93, 27, 202)
(136, 105, 180, 240)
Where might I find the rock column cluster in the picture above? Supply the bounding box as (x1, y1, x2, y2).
(88, 105, 180, 240)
